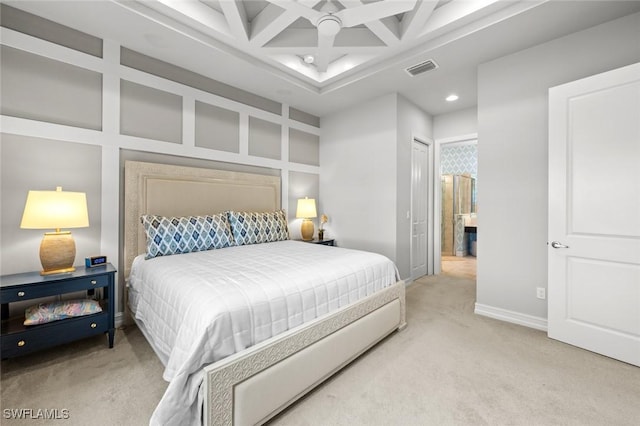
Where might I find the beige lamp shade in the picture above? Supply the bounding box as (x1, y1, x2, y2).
(296, 197, 317, 241)
(20, 187, 89, 275)
(296, 197, 317, 219)
(21, 187, 89, 230)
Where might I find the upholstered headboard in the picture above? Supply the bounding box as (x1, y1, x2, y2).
(123, 161, 281, 278)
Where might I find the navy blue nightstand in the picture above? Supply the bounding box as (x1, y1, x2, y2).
(1, 263, 116, 358)
(300, 238, 335, 246)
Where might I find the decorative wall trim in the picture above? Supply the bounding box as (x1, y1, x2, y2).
(474, 303, 548, 331)
(121, 47, 283, 115)
(0, 17, 320, 312)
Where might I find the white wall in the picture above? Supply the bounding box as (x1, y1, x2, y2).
(320, 93, 433, 280)
(434, 107, 477, 141)
(476, 12, 640, 325)
(320, 93, 398, 265)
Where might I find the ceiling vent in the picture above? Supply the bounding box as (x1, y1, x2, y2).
(405, 59, 438, 77)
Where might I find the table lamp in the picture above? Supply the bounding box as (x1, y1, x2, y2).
(296, 197, 317, 241)
(20, 186, 89, 275)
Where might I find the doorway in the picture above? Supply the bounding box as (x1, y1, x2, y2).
(436, 138, 478, 279)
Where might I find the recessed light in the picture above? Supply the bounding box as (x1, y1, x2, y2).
(303, 54, 315, 64)
(446, 94, 459, 102)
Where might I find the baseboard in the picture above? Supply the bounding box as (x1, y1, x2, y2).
(114, 311, 125, 328)
(474, 303, 548, 332)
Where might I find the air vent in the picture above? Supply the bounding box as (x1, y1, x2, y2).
(405, 60, 438, 77)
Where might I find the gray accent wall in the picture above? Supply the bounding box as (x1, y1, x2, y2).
(288, 171, 320, 240)
(1, 46, 102, 130)
(195, 102, 240, 153)
(1, 134, 102, 275)
(248, 117, 281, 160)
(0, 4, 103, 57)
(120, 80, 183, 143)
(289, 107, 320, 128)
(289, 128, 319, 166)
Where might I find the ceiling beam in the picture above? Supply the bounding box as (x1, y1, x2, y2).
(400, 0, 438, 40)
(336, 0, 402, 46)
(219, 0, 250, 41)
(264, 28, 385, 48)
(263, 45, 385, 55)
(363, 15, 401, 46)
(251, 0, 321, 47)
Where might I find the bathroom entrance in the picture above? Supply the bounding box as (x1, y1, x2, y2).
(439, 141, 477, 279)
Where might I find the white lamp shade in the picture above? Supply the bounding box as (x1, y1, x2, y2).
(296, 197, 317, 219)
(20, 187, 89, 230)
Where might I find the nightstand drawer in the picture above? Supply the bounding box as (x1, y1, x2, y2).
(0, 275, 109, 303)
(1, 312, 108, 358)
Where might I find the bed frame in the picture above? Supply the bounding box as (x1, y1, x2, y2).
(124, 161, 406, 425)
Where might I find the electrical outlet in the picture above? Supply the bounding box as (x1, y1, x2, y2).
(536, 287, 546, 300)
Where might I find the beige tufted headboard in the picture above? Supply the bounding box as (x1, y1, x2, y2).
(123, 161, 281, 278)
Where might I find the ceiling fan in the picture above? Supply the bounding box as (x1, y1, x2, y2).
(267, 0, 418, 72)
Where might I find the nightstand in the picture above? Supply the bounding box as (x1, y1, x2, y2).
(302, 238, 335, 246)
(1, 263, 116, 359)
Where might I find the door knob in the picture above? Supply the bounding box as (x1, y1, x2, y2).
(550, 241, 569, 249)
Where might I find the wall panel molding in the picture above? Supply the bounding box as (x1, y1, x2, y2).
(0, 22, 321, 312)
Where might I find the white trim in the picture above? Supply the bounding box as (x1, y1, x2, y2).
(435, 133, 478, 145)
(183, 96, 196, 148)
(114, 311, 125, 329)
(474, 303, 548, 331)
(1, 27, 105, 73)
(409, 135, 435, 281)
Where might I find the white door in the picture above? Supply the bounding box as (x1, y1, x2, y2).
(411, 140, 429, 279)
(548, 62, 640, 366)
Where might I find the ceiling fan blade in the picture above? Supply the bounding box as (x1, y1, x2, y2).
(265, 0, 323, 24)
(315, 32, 337, 72)
(336, 0, 417, 27)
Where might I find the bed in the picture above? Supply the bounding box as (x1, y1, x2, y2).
(124, 161, 407, 426)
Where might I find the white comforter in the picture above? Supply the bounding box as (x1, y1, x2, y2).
(128, 240, 398, 425)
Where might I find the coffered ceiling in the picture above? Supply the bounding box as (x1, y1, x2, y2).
(7, 1, 640, 117)
(121, 0, 529, 90)
(128, 0, 462, 85)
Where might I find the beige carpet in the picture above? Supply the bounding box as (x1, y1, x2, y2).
(2, 268, 639, 425)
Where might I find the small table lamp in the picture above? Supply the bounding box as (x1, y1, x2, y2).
(20, 186, 89, 275)
(296, 197, 317, 241)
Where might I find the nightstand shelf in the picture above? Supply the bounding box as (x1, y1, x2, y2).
(1, 263, 116, 359)
(300, 238, 335, 246)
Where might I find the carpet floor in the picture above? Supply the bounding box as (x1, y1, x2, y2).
(2, 266, 639, 425)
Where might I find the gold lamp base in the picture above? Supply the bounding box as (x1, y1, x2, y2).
(300, 219, 314, 241)
(39, 231, 76, 275)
